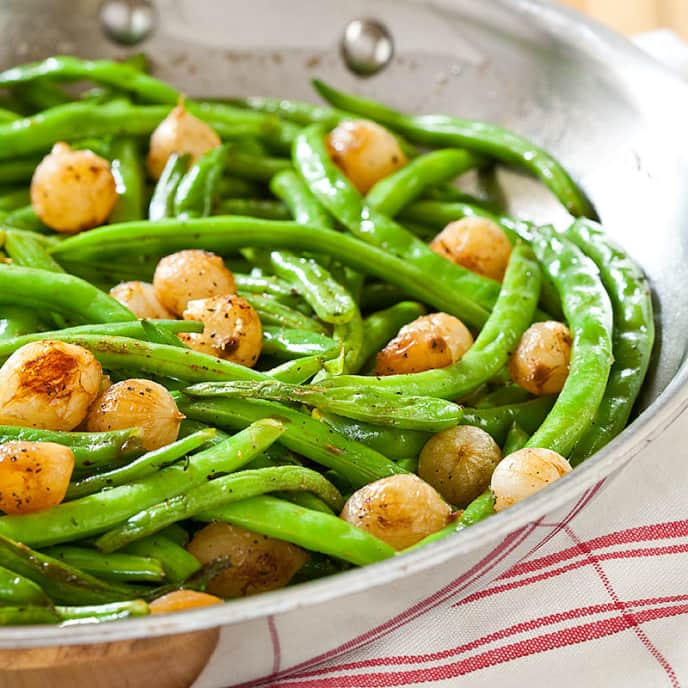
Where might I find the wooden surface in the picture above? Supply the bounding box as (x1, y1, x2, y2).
(0, 628, 220, 688)
(560, 0, 688, 38)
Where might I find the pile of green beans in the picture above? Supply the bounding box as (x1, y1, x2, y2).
(0, 54, 655, 626)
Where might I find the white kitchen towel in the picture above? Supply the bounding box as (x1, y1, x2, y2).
(198, 409, 688, 688)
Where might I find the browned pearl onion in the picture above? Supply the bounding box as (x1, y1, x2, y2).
(30, 143, 118, 234)
(153, 249, 236, 317)
(109, 281, 175, 320)
(180, 294, 263, 368)
(186, 522, 309, 598)
(0, 340, 102, 431)
(418, 426, 502, 507)
(375, 312, 473, 376)
(0, 441, 74, 514)
(509, 321, 572, 396)
(340, 474, 451, 550)
(85, 379, 183, 451)
(147, 101, 221, 180)
(491, 448, 572, 512)
(326, 119, 408, 194)
(429, 217, 513, 282)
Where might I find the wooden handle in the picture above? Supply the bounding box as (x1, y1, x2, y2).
(0, 628, 219, 688)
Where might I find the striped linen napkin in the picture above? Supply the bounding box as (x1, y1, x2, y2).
(195, 32, 688, 688)
(196, 406, 688, 687)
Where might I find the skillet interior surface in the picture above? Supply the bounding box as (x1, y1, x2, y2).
(0, 0, 687, 647)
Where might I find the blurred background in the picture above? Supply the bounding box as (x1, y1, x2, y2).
(561, 0, 688, 38)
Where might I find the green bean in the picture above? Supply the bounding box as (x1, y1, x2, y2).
(226, 147, 292, 181)
(366, 149, 485, 218)
(314, 410, 430, 460)
(57, 600, 149, 624)
(276, 491, 336, 515)
(322, 243, 541, 398)
(0, 564, 51, 606)
(0, 101, 265, 160)
(400, 202, 565, 320)
(0, 56, 180, 104)
(186, 380, 462, 432)
(460, 490, 496, 526)
(291, 554, 344, 583)
(0, 425, 142, 475)
(0, 306, 44, 339)
(262, 326, 339, 360)
(395, 458, 419, 473)
(199, 495, 395, 566)
(218, 175, 262, 199)
(502, 422, 530, 455)
(411, 489, 495, 549)
(13, 79, 71, 111)
(227, 95, 344, 127)
(475, 384, 531, 408)
(176, 396, 405, 488)
(266, 354, 324, 384)
(4, 205, 50, 232)
(189, 102, 297, 152)
(174, 144, 228, 219)
(228, 97, 418, 157)
(294, 125, 496, 326)
(137, 319, 188, 348)
(235, 272, 298, 299)
(0, 107, 21, 123)
(526, 227, 614, 456)
(2, 229, 67, 330)
(0, 606, 61, 625)
(49, 218, 491, 327)
(149, 152, 190, 221)
(4, 229, 64, 272)
(110, 138, 145, 223)
(66, 428, 216, 499)
(0, 265, 135, 323)
(270, 168, 334, 227)
(42, 546, 165, 583)
(313, 80, 595, 218)
(124, 535, 201, 584)
(0, 102, 166, 159)
(330, 305, 365, 374)
(0, 333, 269, 390)
(422, 183, 500, 210)
(0, 320, 202, 361)
(245, 293, 328, 333)
(216, 198, 291, 220)
(269, 251, 356, 325)
(96, 466, 343, 552)
(70, 136, 114, 159)
(567, 219, 655, 464)
(460, 397, 556, 446)
(0, 419, 285, 548)
(0, 157, 42, 184)
(357, 301, 427, 368)
(359, 283, 410, 312)
(268, 170, 345, 323)
(0, 187, 30, 211)
(59, 255, 159, 287)
(0, 533, 142, 604)
(399, 199, 532, 240)
(158, 523, 191, 547)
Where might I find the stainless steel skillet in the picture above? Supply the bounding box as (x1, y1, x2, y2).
(0, 1, 687, 685)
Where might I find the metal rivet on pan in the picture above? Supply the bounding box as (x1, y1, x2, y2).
(98, 0, 158, 46)
(340, 18, 394, 76)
